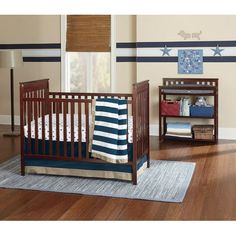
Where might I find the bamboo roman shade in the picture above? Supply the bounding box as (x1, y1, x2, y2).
(66, 15, 111, 52)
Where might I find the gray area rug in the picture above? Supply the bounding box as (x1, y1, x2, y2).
(0, 156, 195, 202)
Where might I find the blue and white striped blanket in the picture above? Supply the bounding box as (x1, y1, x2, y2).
(91, 98, 128, 164)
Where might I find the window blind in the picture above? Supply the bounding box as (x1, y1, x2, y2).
(66, 15, 111, 52)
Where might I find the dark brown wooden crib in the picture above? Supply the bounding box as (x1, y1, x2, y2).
(19, 79, 150, 184)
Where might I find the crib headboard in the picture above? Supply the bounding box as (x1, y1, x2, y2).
(19, 79, 49, 127)
(19, 79, 49, 98)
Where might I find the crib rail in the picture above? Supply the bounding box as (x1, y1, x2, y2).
(20, 79, 149, 184)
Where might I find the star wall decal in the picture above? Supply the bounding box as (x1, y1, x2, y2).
(211, 45, 224, 56)
(160, 45, 171, 56)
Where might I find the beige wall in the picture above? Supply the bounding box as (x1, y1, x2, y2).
(136, 15, 236, 128)
(0, 15, 60, 116)
(115, 15, 136, 93)
(1, 15, 235, 130)
(0, 15, 60, 43)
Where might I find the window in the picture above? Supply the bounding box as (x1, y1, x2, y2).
(67, 52, 110, 92)
(64, 15, 112, 93)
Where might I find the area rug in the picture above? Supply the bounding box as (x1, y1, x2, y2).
(0, 156, 195, 203)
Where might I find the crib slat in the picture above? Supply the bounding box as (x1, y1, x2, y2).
(56, 101, 60, 156)
(125, 96, 128, 143)
(27, 97, 32, 154)
(71, 101, 75, 158)
(42, 100, 46, 154)
(38, 90, 41, 115)
(34, 92, 39, 154)
(78, 100, 82, 159)
(23, 94, 26, 126)
(49, 101, 53, 155)
(52, 94, 56, 113)
(64, 96, 68, 113)
(63, 101, 67, 157)
(59, 94, 62, 113)
(85, 102, 89, 159)
(138, 93, 141, 158)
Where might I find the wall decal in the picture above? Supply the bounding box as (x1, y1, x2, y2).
(211, 45, 224, 56)
(178, 30, 202, 40)
(160, 45, 171, 56)
(178, 49, 203, 74)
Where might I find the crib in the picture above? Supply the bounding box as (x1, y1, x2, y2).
(20, 79, 150, 185)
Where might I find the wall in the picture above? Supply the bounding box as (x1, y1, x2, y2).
(115, 15, 136, 93)
(0, 15, 61, 123)
(116, 15, 236, 138)
(1, 15, 235, 139)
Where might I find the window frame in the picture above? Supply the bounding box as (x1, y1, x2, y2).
(60, 15, 116, 93)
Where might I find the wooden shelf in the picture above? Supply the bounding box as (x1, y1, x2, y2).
(160, 92, 214, 96)
(161, 115, 214, 119)
(163, 135, 216, 143)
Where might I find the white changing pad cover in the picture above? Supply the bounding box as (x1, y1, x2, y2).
(24, 114, 133, 143)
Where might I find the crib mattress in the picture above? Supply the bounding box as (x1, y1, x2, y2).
(24, 114, 133, 143)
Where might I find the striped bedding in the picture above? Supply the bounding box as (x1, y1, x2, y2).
(91, 98, 128, 164)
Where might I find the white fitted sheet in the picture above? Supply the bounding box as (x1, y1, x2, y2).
(24, 114, 133, 143)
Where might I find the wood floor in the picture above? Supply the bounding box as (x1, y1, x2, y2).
(0, 125, 236, 220)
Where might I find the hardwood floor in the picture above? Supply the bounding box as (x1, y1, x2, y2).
(0, 125, 236, 220)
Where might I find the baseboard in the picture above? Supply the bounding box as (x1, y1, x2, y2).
(218, 128, 236, 140)
(0, 116, 235, 140)
(149, 124, 236, 140)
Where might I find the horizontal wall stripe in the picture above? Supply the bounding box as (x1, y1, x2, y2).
(116, 42, 137, 48)
(136, 57, 178, 62)
(117, 47, 236, 57)
(117, 41, 236, 48)
(0, 43, 61, 49)
(23, 57, 61, 62)
(116, 57, 137, 62)
(203, 56, 236, 62)
(116, 48, 136, 57)
(22, 49, 61, 57)
(117, 56, 236, 63)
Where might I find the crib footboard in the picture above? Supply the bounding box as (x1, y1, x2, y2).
(132, 80, 150, 185)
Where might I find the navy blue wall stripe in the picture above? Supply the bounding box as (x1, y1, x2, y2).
(0, 43, 61, 49)
(203, 56, 236, 62)
(136, 57, 178, 62)
(116, 42, 137, 48)
(117, 56, 236, 63)
(116, 57, 137, 62)
(117, 41, 236, 48)
(23, 57, 61, 62)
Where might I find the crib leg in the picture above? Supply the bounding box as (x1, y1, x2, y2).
(132, 177, 137, 185)
(147, 154, 150, 168)
(132, 166, 137, 185)
(21, 162, 25, 176)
